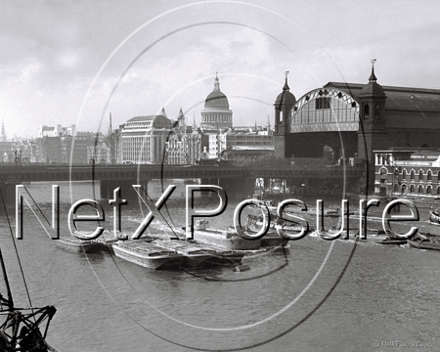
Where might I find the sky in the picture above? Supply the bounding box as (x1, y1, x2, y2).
(1, 0, 440, 139)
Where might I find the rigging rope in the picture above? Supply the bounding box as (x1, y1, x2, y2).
(0, 186, 35, 321)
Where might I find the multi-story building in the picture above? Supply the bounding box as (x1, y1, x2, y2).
(39, 124, 76, 137)
(206, 126, 274, 160)
(165, 108, 202, 165)
(120, 110, 174, 164)
(374, 148, 440, 197)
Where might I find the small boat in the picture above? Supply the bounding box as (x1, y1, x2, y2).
(246, 213, 299, 246)
(91, 230, 131, 250)
(428, 208, 440, 225)
(154, 239, 221, 267)
(112, 240, 184, 270)
(408, 233, 440, 250)
(56, 235, 100, 253)
(376, 237, 407, 245)
(192, 219, 262, 250)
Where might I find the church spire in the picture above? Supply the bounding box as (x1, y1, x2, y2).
(283, 71, 290, 91)
(192, 111, 197, 129)
(108, 113, 113, 136)
(369, 59, 377, 82)
(1, 118, 6, 142)
(213, 72, 220, 92)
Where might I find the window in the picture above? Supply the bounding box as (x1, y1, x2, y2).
(427, 170, 432, 182)
(364, 104, 369, 119)
(419, 170, 424, 182)
(402, 169, 407, 180)
(427, 186, 432, 194)
(380, 168, 387, 184)
(315, 97, 330, 109)
(410, 170, 415, 180)
(401, 184, 407, 194)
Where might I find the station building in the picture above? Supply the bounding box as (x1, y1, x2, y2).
(274, 64, 440, 190)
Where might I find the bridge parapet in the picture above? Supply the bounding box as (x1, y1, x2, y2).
(0, 164, 366, 182)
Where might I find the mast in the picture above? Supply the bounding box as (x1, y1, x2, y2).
(0, 247, 14, 310)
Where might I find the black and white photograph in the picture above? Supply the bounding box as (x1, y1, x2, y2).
(0, 1, 439, 351)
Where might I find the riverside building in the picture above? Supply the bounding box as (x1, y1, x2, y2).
(120, 109, 174, 164)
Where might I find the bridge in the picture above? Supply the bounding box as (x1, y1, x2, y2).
(0, 163, 367, 201)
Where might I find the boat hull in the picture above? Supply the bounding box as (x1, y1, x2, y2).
(377, 238, 407, 245)
(56, 236, 100, 253)
(154, 240, 222, 267)
(429, 210, 440, 225)
(407, 239, 440, 251)
(112, 241, 184, 270)
(193, 229, 261, 250)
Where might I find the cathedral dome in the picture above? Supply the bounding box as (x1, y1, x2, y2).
(204, 74, 230, 110)
(201, 73, 233, 129)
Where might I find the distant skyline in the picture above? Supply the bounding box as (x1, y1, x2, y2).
(1, 0, 440, 138)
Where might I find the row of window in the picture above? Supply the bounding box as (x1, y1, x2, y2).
(395, 183, 440, 195)
(380, 167, 440, 181)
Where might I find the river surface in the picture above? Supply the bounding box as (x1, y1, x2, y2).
(0, 181, 439, 352)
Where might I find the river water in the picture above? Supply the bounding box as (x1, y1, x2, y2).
(0, 181, 439, 352)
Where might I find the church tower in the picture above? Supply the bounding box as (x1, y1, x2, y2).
(274, 71, 296, 158)
(357, 60, 387, 163)
(1, 118, 6, 142)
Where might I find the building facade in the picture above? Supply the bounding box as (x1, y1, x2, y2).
(274, 62, 440, 190)
(39, 124, 77, 137)
(120, 112, 174, 164)
(374, 148, 440, 197)
(165, 108, 202, 165)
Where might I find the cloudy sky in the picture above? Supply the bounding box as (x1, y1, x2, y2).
(1, 0, 439, 139)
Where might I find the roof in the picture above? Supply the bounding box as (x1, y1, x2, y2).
(324, 82, 440, 113)
(204, 90, 230, 110)
(275, 75, 296, 108)
(204, 75, 230, 110)
(232, 145, 274, 151)
(127, 115, 157, 122)
(324, 82, 440, 130)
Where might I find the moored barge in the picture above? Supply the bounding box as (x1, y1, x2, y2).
(112, 240, 184, 269)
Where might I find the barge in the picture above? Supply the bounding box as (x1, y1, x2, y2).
(112, 240, 184, 269)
